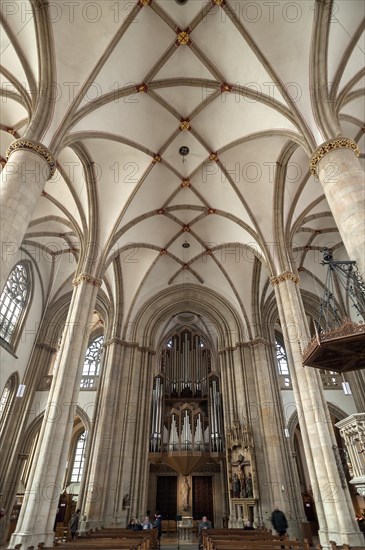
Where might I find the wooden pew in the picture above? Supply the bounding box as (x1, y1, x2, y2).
(202, 529, 283, 550)
(37, 527, 157, 550)
(209, 541, 314, 550)
(38, 540, 144, 550)
(329, 543, 365, 550)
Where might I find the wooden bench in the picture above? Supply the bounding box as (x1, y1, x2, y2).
(38, 540, 144, 550)
(209, 541, 314, 550)
(329, 543, 365, 550)
(202, 529, 317, 550)
(37, 528, 157, 550)
(202, 530, 284, 550)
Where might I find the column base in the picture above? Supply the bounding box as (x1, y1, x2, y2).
(318, 528, 365, 548)
(228, 517, 244, 528)
(9, 529, 54, 548)
(80, 519, 104, 533)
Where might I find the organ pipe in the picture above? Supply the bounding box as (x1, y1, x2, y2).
(150, 329, 224, 456)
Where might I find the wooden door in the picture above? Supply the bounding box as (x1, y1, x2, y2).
(192, 476, 213, 524)
(156, 476, 177, 519)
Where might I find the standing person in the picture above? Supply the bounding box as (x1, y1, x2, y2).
(69, 509, 81, 540)
(271, 506, 288, 537)
(154, 510, 162, 544)
(0, 508, 6, 544)
(198, 515, 212, 548)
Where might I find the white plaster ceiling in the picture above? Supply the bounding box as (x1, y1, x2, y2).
(0, 0, 364, 334)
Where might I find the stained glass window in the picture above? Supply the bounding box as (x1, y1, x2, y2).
(80, 335, 104, 389)
(71, 431, 87, 482)
(0, 263, 30, 345)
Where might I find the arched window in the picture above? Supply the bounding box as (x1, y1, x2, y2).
(275, 338, 291, 388)
(0, 263, 31, 350)
(70, 431, 87, 483)
(80, 335, 104, 389)
(0, 373, 18, 436)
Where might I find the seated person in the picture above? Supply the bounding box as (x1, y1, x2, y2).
(198, 515, 212, 548)
(142, 516, 153, 529)
(243, 520, 254, 530)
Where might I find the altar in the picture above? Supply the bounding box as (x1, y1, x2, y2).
(177, 516, 194, 542)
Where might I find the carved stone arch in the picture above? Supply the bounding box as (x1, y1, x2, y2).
(75, 404, 92, 433)
(38, 286, 110, 349)
(131, 284, 248, 349)
(286, 401, 349, 444)
(20, 404, 91, 456)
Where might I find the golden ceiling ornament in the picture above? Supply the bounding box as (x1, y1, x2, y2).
(177, 31, 190, 45)
(207, 208, 216, 215)
(310, 137, 360, 176)
(181, 179, 191, 188)
(213, 0, 224, 4)
(209, 152, 218, 162)
(136, 83, 148, 93)
(6, 138, 57, 178)
(220, 82, 232, 93)
(182, 225, 191, 232)
(160, 249, 167, 255)
(179, 120, 191, 131)
(270, 272, 300, 286)
(139, 0, 151, 6)
(72, 273, 103, 287)
(153, 154, 162, 163)
(7, 127, 15, 135)
(156, 208, 166, 215)
(182, 264, 190, 270)
(205, 249, 213, 256)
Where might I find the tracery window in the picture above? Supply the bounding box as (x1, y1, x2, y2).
(80, 335, 104, 389)
(70, 431, 87, 482)
(0, 263, 31, 349)
(0, 375, 17, 436)
(275, 338, 291, 388)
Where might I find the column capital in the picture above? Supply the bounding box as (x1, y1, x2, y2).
(245, 338, 274, 348)
(6, 138, 57, 178)
(104, 337, 156, 354)
(72, 273, 103, 287)
(310, 137, 360, 176)
(270, 271, 300, 286)
(35, 342, 58, 354)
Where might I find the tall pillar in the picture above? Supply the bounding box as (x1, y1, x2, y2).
(250, 339, 304, 538)
(0, 342, 57, 545)
(310, 138, 365, 278)
(9, 272, 101, 549)
(84, 342, 154, 529)
(0, 139, 56, 291)
(80, 338, 127, 530)
(271, 271, 363, 548)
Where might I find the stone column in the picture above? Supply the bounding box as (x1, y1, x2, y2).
(0, 342, 57, 545)
(310, 138, 365, 278)
(9, 273, 101, 549)
(81, 338, 128, 530)
(250, 339, 304, 538)
(0, 139, 56, 291)
(272, 271, 363, 548)
(87, 343, 154, 528)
